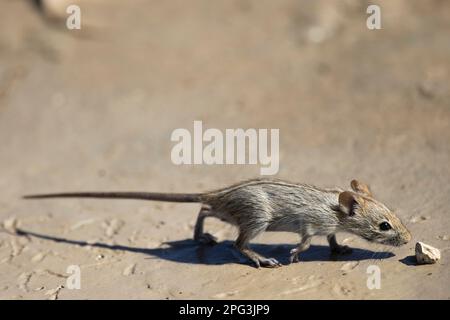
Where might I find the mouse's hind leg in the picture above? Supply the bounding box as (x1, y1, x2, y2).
(234, 228, 282, 268)
(327, 234, 352, 254)
(193, 204, 218, 245)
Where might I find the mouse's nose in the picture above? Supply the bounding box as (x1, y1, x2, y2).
(402, 230, 412, 244)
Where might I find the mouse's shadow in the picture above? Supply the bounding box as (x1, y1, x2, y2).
(16, 229, 394, 266)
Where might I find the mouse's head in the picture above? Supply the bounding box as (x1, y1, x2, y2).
(337, 180, 411, 246)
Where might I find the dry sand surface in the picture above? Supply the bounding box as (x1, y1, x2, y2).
(0, 0, 449, 299)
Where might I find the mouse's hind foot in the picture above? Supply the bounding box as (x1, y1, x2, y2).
(236, 245, 282, 268)
(257, 257, 282, 268)
(247, 256, 282, 268)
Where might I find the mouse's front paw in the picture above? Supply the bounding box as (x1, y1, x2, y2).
(289, 248, 300, 263)
(331, 245, 352, 255)
(196, 233, 218, 245)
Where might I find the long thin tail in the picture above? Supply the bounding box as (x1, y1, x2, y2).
(23, 192, 203, 203)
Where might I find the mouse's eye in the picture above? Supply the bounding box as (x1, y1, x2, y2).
(379, 222, 392, 231)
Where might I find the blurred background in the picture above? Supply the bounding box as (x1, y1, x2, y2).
(0, 0, 449, 299)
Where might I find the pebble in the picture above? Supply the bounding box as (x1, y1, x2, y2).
(3, 217, 18, 233)
(415, 242, 441, 265)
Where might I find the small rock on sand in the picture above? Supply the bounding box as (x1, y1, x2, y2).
(415, 242, 441, 265)
(3, 217, 18, 233)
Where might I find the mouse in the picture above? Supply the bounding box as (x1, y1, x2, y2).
(24, 178, 411, 268)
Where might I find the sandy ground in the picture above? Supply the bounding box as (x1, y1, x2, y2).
(0, 0, 449, 299)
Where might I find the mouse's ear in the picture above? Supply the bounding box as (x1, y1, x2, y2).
(339, 191, 358, 216)
(350, 179, 372, 197)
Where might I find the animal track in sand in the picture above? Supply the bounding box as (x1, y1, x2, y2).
(102, 219, 125, 238)
(340, 261, 359, 273)
(31, 251, 47, 262)
(123, 263, 136, 276)
(17, 272, 33, 292)
(280, 275, 324, 295)
(68, 218, 96, 231)
(45, 285, 64, 300)
(332, 283, 352, 297)
(212, 290, 239, 298)
(409, 215, 430, 223)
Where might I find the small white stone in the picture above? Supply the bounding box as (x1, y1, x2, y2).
(3, 217, 18, 233)
(415, 242, 441, 264)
